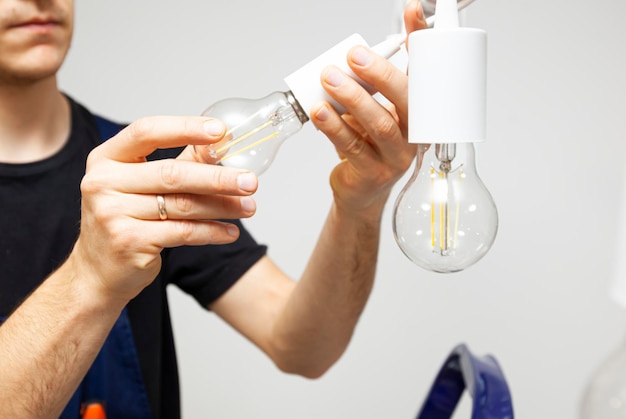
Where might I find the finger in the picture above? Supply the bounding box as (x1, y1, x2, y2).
(405, 0, 428, 35)
(84, 158, 258, 197)
(346, 46, 409, 125)
(148, 219, 242, 247)
(92, 116, 226, 163)
(341, 113, 370, 141)
(310, 101, 379, 172)
(121, 192, 257, 221)
(320, 65, 405, 154)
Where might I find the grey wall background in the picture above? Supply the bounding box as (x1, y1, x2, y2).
(58, 0, 626, 417)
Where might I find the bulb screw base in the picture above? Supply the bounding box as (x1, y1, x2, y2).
(285, 91, 310, 125)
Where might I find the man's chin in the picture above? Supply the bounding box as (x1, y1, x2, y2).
(0, 67, 59, 87)
(0, 53, 66, 86)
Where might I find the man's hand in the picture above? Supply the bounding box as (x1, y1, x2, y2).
(310, 0, 428, 217)
(70, 116, 258, 303)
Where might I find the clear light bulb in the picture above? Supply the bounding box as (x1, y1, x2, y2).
(392, 0, 497, 272)
(193, 91, 308, 175)
(393, 143, 497, 273)
(580, 166, 626, 419)
(580, 336, 626, 419)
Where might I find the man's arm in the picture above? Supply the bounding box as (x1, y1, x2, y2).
(210, 204, 385, 378)
(209, 0, 428, 377)
(0, 262, 126, 418)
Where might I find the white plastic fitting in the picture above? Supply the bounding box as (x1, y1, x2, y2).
(284, 33, 406, 115)
(408, 0, 487, 144)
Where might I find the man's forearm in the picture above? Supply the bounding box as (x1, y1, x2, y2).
(0, 259, 125, 418)
(271, 202, 383, 377)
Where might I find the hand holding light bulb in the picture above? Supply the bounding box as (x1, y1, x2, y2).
(191, 32, 412, 176)
(191, 0, 440, 178)
(190, 0, 495, 273)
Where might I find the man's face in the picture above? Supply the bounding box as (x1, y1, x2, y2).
(0, 0, 74, 85)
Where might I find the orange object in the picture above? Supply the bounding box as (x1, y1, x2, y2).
(81, 402, 106, 419)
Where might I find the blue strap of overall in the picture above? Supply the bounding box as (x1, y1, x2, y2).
(61, 115, 152, 418)
(0, 116, 152, 418)
(415, 343, 514, 419)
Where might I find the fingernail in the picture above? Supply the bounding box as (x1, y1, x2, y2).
(351, 46, 371, 66)
(237, 172, 257, 192)
(227, 224, 239, 237)
(324, 67, 345, 87)
(240, 196, 256, 213)
(204, 119, 225, 137)
(314, 103, 330, 122)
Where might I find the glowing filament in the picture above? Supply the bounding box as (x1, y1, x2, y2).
(214, 119, 274, 155)
(430, 166, 462, 255)
(220, 131, 280, 162)
(430, 168, 436, 248)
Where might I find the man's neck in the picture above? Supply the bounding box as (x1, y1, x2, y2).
(0, 76, 71, 164)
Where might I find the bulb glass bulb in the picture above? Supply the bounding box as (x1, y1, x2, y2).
(393, 143, 497, 273)
(580, 337, 626, 419)
(193, 91, 308, 175)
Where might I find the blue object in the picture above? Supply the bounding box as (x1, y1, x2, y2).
(62, 308, 152, 419)
(62, 116, 152, 418)
(93, 114, 126, 142)
(416, 343, 514, 419)
(0, 115, 152, 418)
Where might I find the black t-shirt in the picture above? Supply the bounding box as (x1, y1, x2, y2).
(0, 97, 267, 418)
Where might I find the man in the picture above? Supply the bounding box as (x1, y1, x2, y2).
(0, 0, 427, 417)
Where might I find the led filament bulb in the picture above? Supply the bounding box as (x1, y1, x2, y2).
(193, 91, 309, 175)
(393, 0, 498, 272)
(393, 143, 497, 272)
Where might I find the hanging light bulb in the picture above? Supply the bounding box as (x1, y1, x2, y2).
(393, 143, 497, 272)
(392, 0, 497, 273)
